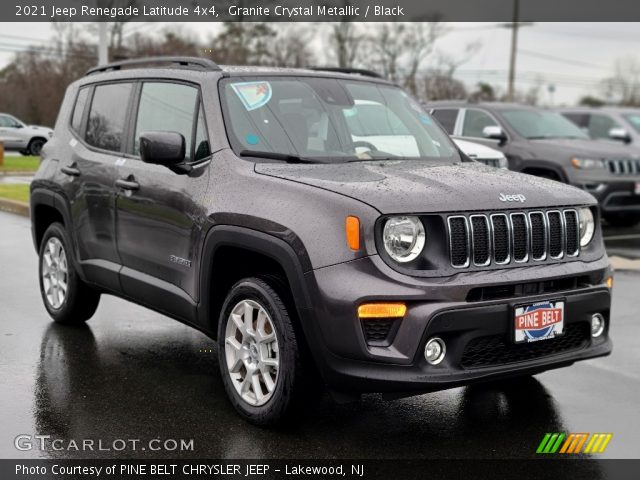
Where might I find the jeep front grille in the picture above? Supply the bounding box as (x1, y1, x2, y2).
(606, 159, 640, 175)
(447, 209, 580, 268)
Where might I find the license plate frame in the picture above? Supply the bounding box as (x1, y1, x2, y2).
(513, 299, 565, 344)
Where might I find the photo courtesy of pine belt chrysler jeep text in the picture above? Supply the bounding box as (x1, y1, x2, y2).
(30, 57, 613, 425)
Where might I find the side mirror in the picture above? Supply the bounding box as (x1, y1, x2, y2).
(139, 131, 187, 170)
(482, 125, 507, 144)
(14, 123, 23, 129)
(608, 127, 632, 144)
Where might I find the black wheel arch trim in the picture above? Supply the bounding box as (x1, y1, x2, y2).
(197, 225, 314, 332)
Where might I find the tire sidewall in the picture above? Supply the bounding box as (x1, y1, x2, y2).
(217, 278, 298, 424)
(38, 223, 79, 321)
(29, 138, 45, 156)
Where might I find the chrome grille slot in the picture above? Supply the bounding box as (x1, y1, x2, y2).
(510, 213, 529, 262)
(491, 214, 510, 264)
(564, 210, 579, 257)
(446, 208, 582, 268)
(547, 211, 564, 259)
(448, 216, 470, 268)
(470, 215, 490, 266)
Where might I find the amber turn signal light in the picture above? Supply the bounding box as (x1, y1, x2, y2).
(358, 303, 407, 319)
(606, 276, 613, 289)
(345, 216, 360, 251)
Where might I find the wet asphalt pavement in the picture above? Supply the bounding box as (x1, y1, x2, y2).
(0, 210, 639, 464)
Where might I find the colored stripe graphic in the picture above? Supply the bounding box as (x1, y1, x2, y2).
(537, 433, 612, 454)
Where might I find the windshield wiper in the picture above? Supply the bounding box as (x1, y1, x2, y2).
(239, 150, 321, 164)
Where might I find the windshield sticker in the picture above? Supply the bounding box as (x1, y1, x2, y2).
(230, 81, 272, 111)
(343, 108, 357, 117)
(419, 113, 432, 125)
(245, 134, 260, 145)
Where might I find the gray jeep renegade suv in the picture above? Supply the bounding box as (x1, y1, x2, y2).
(30, 57, 613, 425)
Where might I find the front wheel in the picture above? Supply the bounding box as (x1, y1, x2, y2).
(38, 223, 100, 324)
(217, 277, 313, 425)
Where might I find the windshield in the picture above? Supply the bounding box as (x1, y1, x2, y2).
(501, 110, 589, 140)
(219, 76, 459, 163)
(623, 113, 640, 133)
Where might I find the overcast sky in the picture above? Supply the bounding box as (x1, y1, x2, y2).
(1, 22, 639, 105)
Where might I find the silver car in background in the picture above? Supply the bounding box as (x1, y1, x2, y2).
(0, 113, 53, 156)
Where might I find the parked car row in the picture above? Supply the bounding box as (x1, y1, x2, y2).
(425, 101, 640, 226)
(0, 113, 53, 156)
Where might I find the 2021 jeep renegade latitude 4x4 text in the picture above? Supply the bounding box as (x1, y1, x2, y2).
(30, 57, 613, 425)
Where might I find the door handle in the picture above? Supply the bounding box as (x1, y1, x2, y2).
(116, 178, 140, 191)
(61, 163, 80, 177)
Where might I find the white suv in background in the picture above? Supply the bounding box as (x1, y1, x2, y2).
(0, 113, 53, 156)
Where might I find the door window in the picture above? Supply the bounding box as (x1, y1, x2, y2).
(86, 83, 133, 152)
(588, 114, 621, 139)
(133, 82, 200, 161)
(431, 109, 458, 134)
(462, 109, 499, 138)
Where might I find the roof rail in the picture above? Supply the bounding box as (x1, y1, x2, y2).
(308, 67, 383, 79)
(85, 56, 221, 76)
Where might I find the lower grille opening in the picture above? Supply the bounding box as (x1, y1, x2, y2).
(466, 275, 591, 302)
(361, 318, 400, 347)
(460, 322, 590, 369)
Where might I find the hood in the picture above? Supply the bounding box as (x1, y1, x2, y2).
(529, 138, 640, 159)
(453, 138, 505, 160)
(255, 161, 595, 214)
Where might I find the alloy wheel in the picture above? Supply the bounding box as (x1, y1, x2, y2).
(42, 237, 68, 309)
(224, 299, 279, 406)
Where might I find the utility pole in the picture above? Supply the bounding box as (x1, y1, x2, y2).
(504, 0, 532, 102)
(98, 23, 108, 65)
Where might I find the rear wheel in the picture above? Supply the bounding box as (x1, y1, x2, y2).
(38, 223, 100, 324)
(28, 138, 45, 156)
(604, 212, 640, 228)
(217, 277, 314, 425)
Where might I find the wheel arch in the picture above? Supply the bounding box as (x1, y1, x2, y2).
(198, 225, 314, 340)
(518, 161, 568, 183)
(30, 189, 71, 252)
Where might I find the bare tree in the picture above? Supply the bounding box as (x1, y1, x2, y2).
(327, 22, 364, 68)
(601, 56, 640, 106)
(270, 25, 318, 68)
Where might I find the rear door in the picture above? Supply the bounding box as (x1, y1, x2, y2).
(64, 82, 134, 291)
(114, 80, 212, 318)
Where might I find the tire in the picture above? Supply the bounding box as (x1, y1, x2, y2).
(28, 138, 46, 156)
(604, 213, 640, 228)
(38, 222, 100, 324)
(217, 277, 314, 426)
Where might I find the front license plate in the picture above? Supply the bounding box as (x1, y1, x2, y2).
(514, 300, 565, 344)
(635, 182, 640, 195)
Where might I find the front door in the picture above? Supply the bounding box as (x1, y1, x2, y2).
(114, 81, 212, 318)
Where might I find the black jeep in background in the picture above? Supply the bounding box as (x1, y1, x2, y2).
(31, 58, 612, 425)
(428, 101, 640, 227)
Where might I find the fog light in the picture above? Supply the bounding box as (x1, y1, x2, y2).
(424, 337, 446, 365)
(591, 314, 605, 338)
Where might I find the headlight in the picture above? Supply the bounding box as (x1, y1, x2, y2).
(571, 157, 606, 169)
(578, 208, 595, 247)
(382, 216, 426, 263)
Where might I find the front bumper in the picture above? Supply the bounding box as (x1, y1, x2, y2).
(575, 180, 640, 214)
(302, 254, 612, 394)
